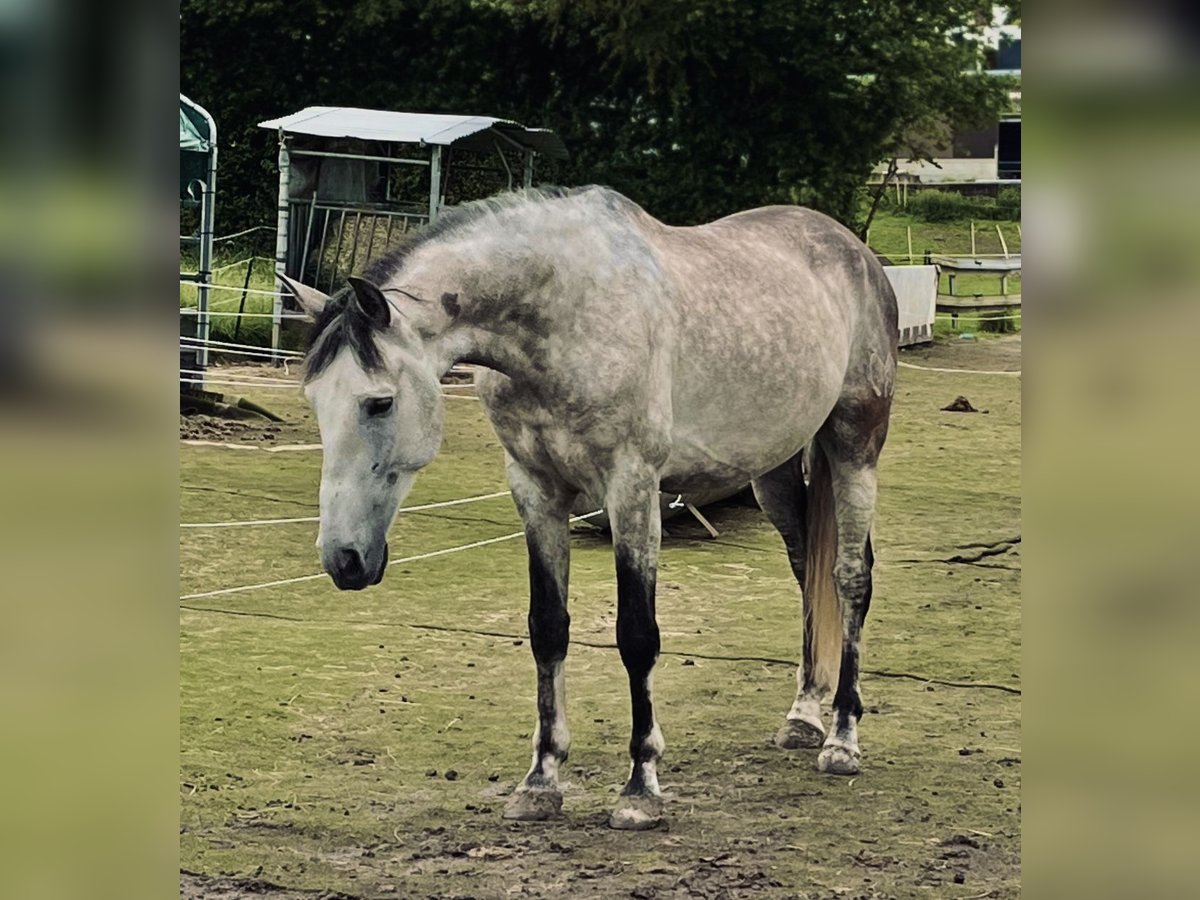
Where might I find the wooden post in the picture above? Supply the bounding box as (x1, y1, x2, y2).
(907, 225, 913, 264)
(685, 504, 720, 539)
(996, 223, 1009, 259)
(970, 220, 977, 257)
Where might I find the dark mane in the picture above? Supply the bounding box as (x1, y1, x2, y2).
(306, 186, 603, 380)
(304, 286, 386, 381)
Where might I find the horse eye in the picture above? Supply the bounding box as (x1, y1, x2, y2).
(364, 396, 394, 417)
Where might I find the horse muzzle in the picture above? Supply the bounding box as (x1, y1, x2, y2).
(325, 541, 388, 591)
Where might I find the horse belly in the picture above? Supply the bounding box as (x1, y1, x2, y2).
(662, 305, 849, 491)
(660, 383, 836, 493)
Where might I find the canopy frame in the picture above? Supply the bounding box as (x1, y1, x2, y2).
(258, 108, 567, 359)
(180, 94, 218, 381)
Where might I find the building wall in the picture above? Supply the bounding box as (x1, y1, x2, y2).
(880, 157, 1000, 183)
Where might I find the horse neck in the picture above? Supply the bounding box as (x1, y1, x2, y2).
(412, 231, 561, 383)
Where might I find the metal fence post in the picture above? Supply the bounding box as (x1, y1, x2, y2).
(428, 145, 442, 223)
(272, 133, 290, 364)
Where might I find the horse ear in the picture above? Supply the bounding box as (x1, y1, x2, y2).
(277, 273, 329, 320)
(347, 276, 391, 328)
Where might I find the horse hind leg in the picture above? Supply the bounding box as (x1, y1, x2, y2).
(751, 452, 832, 751)
(810, 399, 888, 776)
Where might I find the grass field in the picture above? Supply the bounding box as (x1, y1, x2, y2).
(180, 335, 1021, 898)
(866, 208, 1022, 302)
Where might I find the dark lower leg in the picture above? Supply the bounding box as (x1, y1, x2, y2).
(504, 479, 573, 820)
(524, 539, 570, 788)
(607, 473, 666, 829)
(616, 544, 662, 797)
(830, 537, 873, 740)
(819, 537, 874, 774)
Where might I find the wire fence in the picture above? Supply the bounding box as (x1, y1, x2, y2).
(179, 509, 605, 601)
(182, 489, 512, 529)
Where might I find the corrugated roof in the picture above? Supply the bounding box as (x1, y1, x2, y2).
(257, 107, 568, 159)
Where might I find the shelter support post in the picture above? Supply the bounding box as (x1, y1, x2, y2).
(428, 146, 442, 223)
(196, 153, 216, 370)
(272, 135, 290, 363)
(493, 140, 513, 190)
(523, 151, 534, 188)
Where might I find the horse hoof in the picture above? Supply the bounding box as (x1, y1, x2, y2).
(774, 716, 826, 749)
(817, 743, 861, 776)
(608, 793, 664, 831)
(502, 787, 563, 821)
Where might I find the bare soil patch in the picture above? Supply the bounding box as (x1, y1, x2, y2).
(901, 333, 1021, 373)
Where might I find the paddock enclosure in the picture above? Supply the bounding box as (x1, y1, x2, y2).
(180, 336, 1021, 899)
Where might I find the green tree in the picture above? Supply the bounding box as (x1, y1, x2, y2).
(182, 0, 1008, 231)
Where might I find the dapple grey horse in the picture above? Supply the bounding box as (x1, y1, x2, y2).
(280, 186, 897, 830)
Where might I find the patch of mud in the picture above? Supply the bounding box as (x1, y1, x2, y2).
(180, 415, 284, 443)
(181, 870, 358, 899)
(902, 333, 1021, 372)
(914, 832, 1021, 891)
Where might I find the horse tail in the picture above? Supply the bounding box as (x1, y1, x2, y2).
(804, 440, 842, 693)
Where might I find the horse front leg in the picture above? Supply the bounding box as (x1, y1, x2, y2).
(503, 464, 575, 821)
(606, 464, 666, 830)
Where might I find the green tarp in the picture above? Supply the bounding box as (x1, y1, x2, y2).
(180, 107, 209, 152)
(180, 95, 214, 201)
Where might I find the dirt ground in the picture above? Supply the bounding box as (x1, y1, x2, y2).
(899, 334, 1021, 374)
(180, 336, 1020, 899)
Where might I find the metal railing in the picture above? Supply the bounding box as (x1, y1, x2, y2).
(286, 199, 429, 294)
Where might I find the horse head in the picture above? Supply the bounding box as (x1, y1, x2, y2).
(283, 273, 445, 590)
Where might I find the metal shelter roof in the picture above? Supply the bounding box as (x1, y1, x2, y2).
(257, 107, 568, 160)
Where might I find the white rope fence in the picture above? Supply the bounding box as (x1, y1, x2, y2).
(935, 312, 1022, 321)
(897, 360, 1021, 376)
(180, 367, 296, 386)
(181, 309, 308, 320)
(181, 337, 304, 358)
(182, 283, 288, 299)
(211, 225, 273, 243)
(182, 489, 512, 529)
(181, 344, 301, 364)
(179, 509, 605, 601)
(181, 376, 300, 391)
(182, 376, 479, 395)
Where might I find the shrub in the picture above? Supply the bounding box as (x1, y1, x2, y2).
(907, 189, 977, 222)
(997, 185, 1021, 218)
(907, 188, 1021, 223)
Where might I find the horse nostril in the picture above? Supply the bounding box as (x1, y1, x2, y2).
(337, 547, 365, 579)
